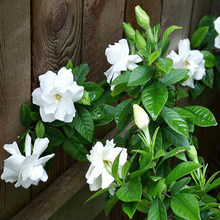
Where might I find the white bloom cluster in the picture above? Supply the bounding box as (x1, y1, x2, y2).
(86, 140, 127, 192)
(32, 67, 84, 123)
(1, 134, 54, 188)
(214, 17, 220, 49)
(167, 39, 205, 88)
(104, 39, 142, 90)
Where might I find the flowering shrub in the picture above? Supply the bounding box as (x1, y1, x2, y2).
(1, 5, 220, 220)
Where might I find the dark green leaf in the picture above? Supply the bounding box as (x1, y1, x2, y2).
(36, 120, 45, 138)
(72, 63, 90, 85)
(201, 50, 215, 68)
(82, 82, 104, 102)
(104, 195, 119, 216)
(161, 25, 182, 46)
(45, 127, 65, 147)
(21, 104, 32, 127)
(156, 58, 173, 73)
(63, 125, 74, 138)
(202, 68, 214, 88)
(171, 177, 191, 195)
(30, 112, 40, 122)
(122, 202, 138, 219)
(141, 81, 168, 120)
(111, 71, 131, 85)
(190, 81, 205, 99)
(191, 26, 209, 48)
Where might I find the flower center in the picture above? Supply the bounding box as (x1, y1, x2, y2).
(104, 160, 112, 173)
(184, 60, 190, 66)
(54, 94, 62, 101)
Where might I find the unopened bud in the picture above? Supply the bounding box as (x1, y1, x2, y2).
(122, 22, 135, 42)
(133, 104, 150, 130)
(187, 145, 199, 163)
(135, 5, 150, 30)
(135, 30, 147, 50)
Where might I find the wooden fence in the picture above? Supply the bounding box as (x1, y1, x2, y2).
(0, 0, 219, 219)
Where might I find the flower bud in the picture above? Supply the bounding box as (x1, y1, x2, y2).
(133, 104, 150, 130)
(122, 22, 135, 42)
(135, 30, 147, 50)
(135, 5, 150, 30)
(187, 145, 199, 163)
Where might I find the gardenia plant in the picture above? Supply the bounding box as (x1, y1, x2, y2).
(1, 5, 220, 220)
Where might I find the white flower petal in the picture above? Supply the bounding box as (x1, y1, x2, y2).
(39, 71, 56, 90)
(29, 165, 44, 181)
(68, 82, 84, 102)
(1, 166, 19, 183)
(3, 142, 21, 155)
(178, 39, 190, 57)
(54, 67, 73, 88)
(32, 88, 43, 106)
(40, 169, 48, 182)
(101, 169, 114, 189)
(33, 138, 50, 156)
(63, 113, 75, 123)
(54, 101, 67, 121)
(214, 17, 220, 34)
(4, 154, 25, 172)
(88, 175, 102, 191)
(25, 133, 32, 157)
(21, 166, 33, 182)
(118, 39, 129, 58)
(40, 107, 56, 122)
(215, 35, 220, 49)
(37, 153, 55, 166)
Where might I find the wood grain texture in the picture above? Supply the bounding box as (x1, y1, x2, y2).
(125, 0, 162, 29)
(0, 0, 31, 219)
(31, 0, 82, 198)
(210, 0, 220, 16)
(161, 0, 194, 52)
(11, 162, 89, 220)
(82, 0, 126, 83)
(189, 0, 212, 36)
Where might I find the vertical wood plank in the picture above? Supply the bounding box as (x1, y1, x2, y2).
(0, 0, 31, 219)
(210, 0, 220, 16)
(189, 0, 212, 36)
(31, 0, 82, 198)
(125, 0, 162, 29)
(82, 0, 126, 83)
(161, 0, 194, 52)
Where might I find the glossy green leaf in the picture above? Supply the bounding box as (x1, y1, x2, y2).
(190, 81, 205, 99)
(206, 177, 220, 192)
(201, 50, 215, 68)
(202, 68, 214, 88)
(77, 90, 91, 105)
(161, 25, 182, 46)
(30, 112, 40, 122)
(148, 51, 161, 65)
(36, 120, 45, 138)
(112, 152, 122, 184)
(171, 193, 201, 220)
(111, 71, 131, 85)
(45, 127, 66, 147)
(128, 65, 154, 86)
(159, 69, 188, 85)
(116, 178, 142, 202)
(111, 83, 127, 96)
(82, 82, 104, 102)
(148, 196, 167, 220)
(172, 107, 195, 123)
(161, 106, 189, 138)
(86, 187, 112, 203)
(166, 161, 201, 184)
(72, 63, 90, 85)
(63, 137, 88, 161)
(191, 26, 209, 48)
(171, 177, 191, 195)
(75, 105, 94, 142)
(184, 106, 217, 127)
(122, 202, 138, 219)
(141, 81, 168, 120)
(137, 199, 150, 214)
(21, 104, 32, 127)
(156, 58, 173, 73)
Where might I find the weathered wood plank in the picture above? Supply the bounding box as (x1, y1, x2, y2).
(189, 0, 212, 37)
(210, 0, 220, 16)
(161, 0, 194, 52)
(0, 0, 31, 219)
(125, 0, 162, 29)
(31, 0, 82, 198)
(82, 0, 126, 83)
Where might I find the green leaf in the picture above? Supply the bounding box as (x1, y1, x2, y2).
(128, 65, 155, 86)
(161, 106, 189, 138)
(75, 105, 94, 142)
(137, 199, 150, 213)
(215, 54, 220, 72)
(82, 82, 104, 102)
(156, 58, 173, 73)
(177, 88, 189, 99)
(162, 127, 190, 148)
(111, 83, 127, 96)
(206, 177, 220, 192)
(159, 69, 188, 85)
(191, 26, 209, 48)
(45, 127, 66, 147)
(66, 60, 73, 70)
(104, 195, 119, 216)
(21, 104, 32, 127)
(30, 112, 40, 122)
(63, 137, 88, 161)
(184, 106, 217, 127)
(63, 126, 74, 139)
(129, 162, 155, 178)
(116, 178, 142, 202)
(86, 187, 112, 203)
(122, 202, 138, 219)
(148, 51, 161, 65)
(36, 120, 45, 138)
(141, 81, 168, 120)
(148, 196, 167, 220)
(172, 107, 195, 123)
(111, 71, 131, 85)
(77, 90, 91, 105)
(92, 104, 115, 126)
(202, 68, 214, 88)
(161, 25, 182, 46)
(201, 50, 215, 68)
(171, 177, 191, 195)
(160, 38, 170, 57)
(150, 179, 166, 196)
(190, 81, 205, 99)
(72, 63, 90, 85)
(166, 161, 201, 184)
(171, 193, 201, 220)
(112, 152, 122, 184)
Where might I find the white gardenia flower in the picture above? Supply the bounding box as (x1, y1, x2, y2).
(104, 39, 142, 90)
(214, 17, 220, 49)
(1, 134, 54, 188)
(85, 140, 127, 191)
(167, 39, 205, 88)
(32, 67, 84, 123)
